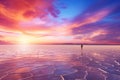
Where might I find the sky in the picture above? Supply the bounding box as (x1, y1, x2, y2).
(0, 0, 120, 44)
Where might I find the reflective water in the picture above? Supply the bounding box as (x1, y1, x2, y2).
(0, 45, 120, 80)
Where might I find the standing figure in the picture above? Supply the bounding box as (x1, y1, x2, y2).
(81, 44, 84, 57)
(81, 44, 83, 50)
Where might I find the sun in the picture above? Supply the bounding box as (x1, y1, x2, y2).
(18, 34, 35, 45)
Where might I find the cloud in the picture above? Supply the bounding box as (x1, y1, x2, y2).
(0, 40, 11, 44)
(68, 0, 120, 44)
(0, 0, 61, 31)
(0, 0, 120, 44)
(72, 22, 120, 44)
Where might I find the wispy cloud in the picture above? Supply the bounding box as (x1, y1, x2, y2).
(0, 0, 120, 44)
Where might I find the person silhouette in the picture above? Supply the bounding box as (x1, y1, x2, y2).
(80, 44, 84, 56)
(81, 44, 83, 50)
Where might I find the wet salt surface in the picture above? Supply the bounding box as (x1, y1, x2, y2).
(0, 45, 120, 80)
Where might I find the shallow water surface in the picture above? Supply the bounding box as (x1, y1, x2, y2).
(0, 45, 120, 80)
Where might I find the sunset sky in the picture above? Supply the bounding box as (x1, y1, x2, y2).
(0, 0, 120, 44)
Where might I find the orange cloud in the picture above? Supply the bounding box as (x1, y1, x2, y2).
(0, 0, 119, 44)
(0, 0, 59, 32)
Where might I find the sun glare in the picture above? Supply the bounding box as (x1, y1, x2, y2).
(18, 35, 35, 45)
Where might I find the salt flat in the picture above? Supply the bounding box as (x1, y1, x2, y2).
(0, 45, 120, 80)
